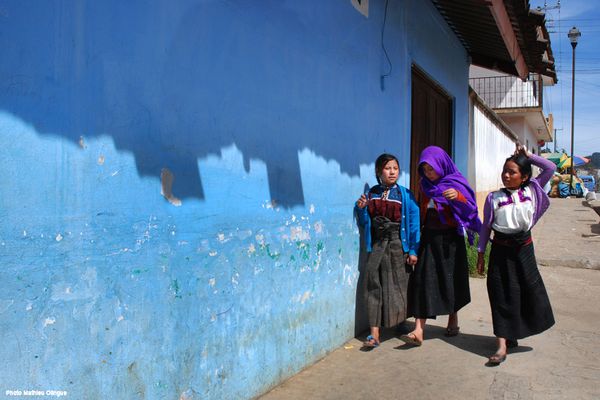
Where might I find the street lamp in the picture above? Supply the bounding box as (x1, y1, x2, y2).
(568, 26, 581, 195)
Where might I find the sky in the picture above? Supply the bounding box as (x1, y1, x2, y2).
(530, 0, 600, 156)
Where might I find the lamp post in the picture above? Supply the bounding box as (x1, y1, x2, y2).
(568, 26, 581, 195)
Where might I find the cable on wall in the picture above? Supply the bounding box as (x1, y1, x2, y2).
(380, 0, 392, 90)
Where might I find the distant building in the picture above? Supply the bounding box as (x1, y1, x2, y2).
(465, 6, 556, 213)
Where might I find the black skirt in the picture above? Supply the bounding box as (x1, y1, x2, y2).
(365, 216, 411, 327)
(486, 230, 555, 340)
(408, 228, 470, 319)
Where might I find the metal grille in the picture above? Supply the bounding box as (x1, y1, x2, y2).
(469, 74, 543, 109)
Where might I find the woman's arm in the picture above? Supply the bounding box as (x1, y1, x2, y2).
(477, 193, 494, 254)
(476, 193, 494, 274)
(529, 153, 557, 188)
(441, 188, 467, 203)
(354, 203, 369, 226)
(354, 198, 373, 252)
(406, 190, 421, 256)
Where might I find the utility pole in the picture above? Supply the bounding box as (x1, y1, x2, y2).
(538, 1, 561, 33)
(568, 27, 581, 194)
(553, 128, 563, 153)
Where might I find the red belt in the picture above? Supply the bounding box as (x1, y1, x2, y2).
(492, 237, 533, 247)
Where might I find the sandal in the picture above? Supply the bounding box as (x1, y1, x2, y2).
(507, 339, 519, 348)
(399, 332, 423, 346)
(363, 335, 380, 348)
(445, 326, 460, 337)
(488, 353, 507, 365)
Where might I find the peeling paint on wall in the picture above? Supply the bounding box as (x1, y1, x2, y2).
(342, 264, 357, 287)
(179, 388, 199, 400)
(350, 0, 369, 17)
(292, 290, 312, 304)
(314, 221, 324, 234)
(160, 168, 182, 207)
(290, 226, 310, 241)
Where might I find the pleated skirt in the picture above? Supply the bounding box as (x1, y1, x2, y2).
(487, 231, 555, 340)
(365, 234, 411, 328)
(408, 228, 470, 319)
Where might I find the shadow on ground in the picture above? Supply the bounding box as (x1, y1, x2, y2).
(391, 324, 533, 363)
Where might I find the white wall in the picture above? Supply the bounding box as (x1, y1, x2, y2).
(473, 105, 517, 193)
(501, 116, 540, 155)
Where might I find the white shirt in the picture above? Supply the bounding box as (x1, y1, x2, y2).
(491, 186, 536, 234)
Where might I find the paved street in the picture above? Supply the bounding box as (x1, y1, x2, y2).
(259, 198, 600, 400)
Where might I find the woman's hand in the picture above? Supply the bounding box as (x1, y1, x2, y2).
(514, 143, 530, 158)
(476, 252, 486, 275)
(356, 194, 368, 209)
(442, 188, 458, 200)
(406, 254, 418, 266)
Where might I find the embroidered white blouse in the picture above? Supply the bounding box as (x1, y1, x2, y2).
(491, 186, 536, 234)
(477, 154, 557, 254)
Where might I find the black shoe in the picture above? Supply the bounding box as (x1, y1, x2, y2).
(487, 353, 507, 365)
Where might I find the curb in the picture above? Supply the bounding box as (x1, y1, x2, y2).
(538, 258, 600, 270)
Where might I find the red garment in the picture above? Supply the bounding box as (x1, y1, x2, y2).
(368, 197, 402, 222)
(419, 190, 467, 229)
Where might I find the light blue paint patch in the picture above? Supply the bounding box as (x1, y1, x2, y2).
(197, 144, 271, 216)
(50, 269, 100, 302)
(0, 299, 15, 314)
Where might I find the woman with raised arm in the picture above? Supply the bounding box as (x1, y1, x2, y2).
(477, 145, 557, 365)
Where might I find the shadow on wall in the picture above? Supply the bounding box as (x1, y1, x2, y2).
(0, 1, 384, 207)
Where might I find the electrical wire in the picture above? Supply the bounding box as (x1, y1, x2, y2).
(380, 0, 392, 84)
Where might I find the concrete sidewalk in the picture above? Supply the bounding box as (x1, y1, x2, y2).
(259, 198, 600, 400)
(535, 197, 600, 269)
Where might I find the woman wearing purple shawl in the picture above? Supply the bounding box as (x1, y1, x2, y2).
(476, 145, 556, 365)
(401, 146, 481, 346)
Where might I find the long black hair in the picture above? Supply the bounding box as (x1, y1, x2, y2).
(375, 153, 399, 185)
(504, 154, 532, 187)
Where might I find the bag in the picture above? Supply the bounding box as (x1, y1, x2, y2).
(558, 182, 570, 198)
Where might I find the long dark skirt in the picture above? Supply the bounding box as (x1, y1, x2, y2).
(487, 230, 555, 340)
(365, 218, 411, 328)
(408, 228, 470, 319)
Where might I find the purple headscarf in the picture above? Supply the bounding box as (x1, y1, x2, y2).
(419, 146, 481, 242)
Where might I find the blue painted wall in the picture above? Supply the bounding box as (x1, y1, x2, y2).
(0, 1, 468, 398)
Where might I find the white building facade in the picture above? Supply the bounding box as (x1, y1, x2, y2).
(468, 65, 556, 214)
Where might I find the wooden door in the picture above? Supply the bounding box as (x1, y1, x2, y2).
(410, 66, 453, 194)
